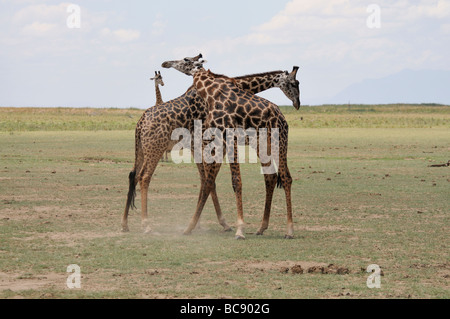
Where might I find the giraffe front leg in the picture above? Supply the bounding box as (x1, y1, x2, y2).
(184, 162, 222, 235)
(195, 163, 231, 232)
(210, 185, 232, 232)
(279, 166, 294, 239)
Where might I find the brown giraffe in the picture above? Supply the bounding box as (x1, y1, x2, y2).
(122, 54, 300, 234)
(150, 71, 164, 106)
(150, 71, 170, 162)
(174, 62, 298, 239)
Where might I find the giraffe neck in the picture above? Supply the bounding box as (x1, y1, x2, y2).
(155, 83, 163, 106)
(234, 71, 284, 95)
(194, 70, 283, 96)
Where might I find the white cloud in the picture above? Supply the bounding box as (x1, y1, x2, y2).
(12, 3, 70, 26)
(21, 21, 58, 37)
(152, 13, 167, 36)
(112, 28, 140, 42)
(100, 27, 141, 43)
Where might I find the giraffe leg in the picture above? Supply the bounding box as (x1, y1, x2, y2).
(256, 170, 277, 236)
(184, 162, 222, 235)
(282, 166, 294, 239)
(278, 126, 294, 239)
(138, 150, 163, 234)
(121, 211, 130, 232)
(254, 133, 277, 236)
(229, 162, 245, 240)
(211, 182, 232, 232)
(194, 163, 231, 232)
(278, 162, 294, 239)
(140, 177, 151, 233)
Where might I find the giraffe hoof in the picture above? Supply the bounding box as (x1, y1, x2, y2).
(256, 228, 267, 235)
(223, 227, 233, 232)
(121, 227, 129, 233)
(183, 230, 192, 236)
(235, 235, 246, 240)
(284, 234, 294, 239)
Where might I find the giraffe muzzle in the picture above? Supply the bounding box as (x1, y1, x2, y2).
(294, 98, 301, 110)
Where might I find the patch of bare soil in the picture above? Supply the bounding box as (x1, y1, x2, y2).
(19, 231, 121, 246)
(0, 272, 67, 292)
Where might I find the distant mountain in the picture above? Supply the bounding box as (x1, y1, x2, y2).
(329, 69, 450, 105)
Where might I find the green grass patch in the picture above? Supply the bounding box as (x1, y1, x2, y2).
(0, 107, 449, 299)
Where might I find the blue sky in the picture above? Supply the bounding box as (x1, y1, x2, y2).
(1, 0, 449, 107)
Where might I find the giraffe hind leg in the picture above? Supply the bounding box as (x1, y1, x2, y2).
(138, 149, 165, 234)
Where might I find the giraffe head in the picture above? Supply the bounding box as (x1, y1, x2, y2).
(278, 66, 301, 110)
(161, 53, 206, 76)
(150, 71, 164, 86)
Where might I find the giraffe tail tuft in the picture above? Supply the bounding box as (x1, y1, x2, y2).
(276, 173, 284, 189)
(126, 170, 137, 210)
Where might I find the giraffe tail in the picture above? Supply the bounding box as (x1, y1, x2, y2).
(276, 174, 283, 189)
(126, 170, 137, 210)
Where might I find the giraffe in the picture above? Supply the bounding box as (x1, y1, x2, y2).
(121, 54, 300, 234)
(150, 71, 164, 106)
(150, 71, 171, 162)
(169, 61, 298, 239)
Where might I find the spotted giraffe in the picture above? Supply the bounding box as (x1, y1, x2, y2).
(150, 71, 164, 106)
(173, 61, 299, 239)
(122, 54, 300, 234)
(150, 71, 170, 162)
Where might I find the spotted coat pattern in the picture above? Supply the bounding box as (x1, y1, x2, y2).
(122, 64, 300, 235)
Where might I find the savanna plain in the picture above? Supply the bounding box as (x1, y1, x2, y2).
(0, 104, 449, 299)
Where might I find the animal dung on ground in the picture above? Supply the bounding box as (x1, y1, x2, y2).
(286, 264, 350, 275)
(291, 265, 304, 274)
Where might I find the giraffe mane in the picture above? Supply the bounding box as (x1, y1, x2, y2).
(234, 70, 284, 80)
(185, 70, 285, 94)
(206, 69, 238, 86)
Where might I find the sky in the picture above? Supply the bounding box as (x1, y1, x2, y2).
(0, 0, 449, 108)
